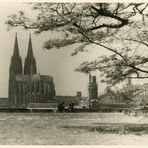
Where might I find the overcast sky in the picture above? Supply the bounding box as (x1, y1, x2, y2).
(0, 2, 147, 98)
(0, 3, 110, 97)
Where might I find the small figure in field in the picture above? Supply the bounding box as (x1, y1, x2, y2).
(69, 102, 75, 112)
(58, 102, 65, 113)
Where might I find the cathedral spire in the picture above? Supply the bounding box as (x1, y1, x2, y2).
(24, 34, 37, 75)
(9, 33, 22, 75)
(9, 33, 23, 104)
(13, 32, 20, 57)
(27, 33, 33, 58)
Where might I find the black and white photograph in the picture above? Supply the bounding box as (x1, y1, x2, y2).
(0, 1, 148, 145)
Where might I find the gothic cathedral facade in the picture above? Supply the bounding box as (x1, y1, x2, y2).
(8, 34, 56, 108)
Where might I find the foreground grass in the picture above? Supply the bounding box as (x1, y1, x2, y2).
(0, 112, 148, 144)
(63, 123, 148, 135)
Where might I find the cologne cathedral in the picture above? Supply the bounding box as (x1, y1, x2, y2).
(8, 34, 56, 108)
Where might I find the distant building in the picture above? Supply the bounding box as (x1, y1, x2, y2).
(88, 74, 98, 107)
(133, 83, 148, 104)
(0, 98, 8, 107)
(88, 74, 98, 100)
(54, 91, 82, 107)
(98, 87, 115, 104)
(8, 34, 56, 108)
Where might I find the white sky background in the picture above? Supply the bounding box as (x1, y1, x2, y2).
(0, 2, 148, 97)
(0, 3, 110, 97)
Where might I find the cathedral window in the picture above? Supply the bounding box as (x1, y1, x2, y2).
(16, 82, 19, 93)
(19, 82, 22, 93)
(36, 81, 39, 93)
(29, 84, 32, 93)
(31, 83, 34, 92)
(44, 83, 46, 94)
(41, 81, 44, 94)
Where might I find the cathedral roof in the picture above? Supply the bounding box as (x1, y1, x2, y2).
(32, 74, 40, 81)
(15, 75, 31, 82)
(15, 74, 53, 82)
(40, 75, 53, 82)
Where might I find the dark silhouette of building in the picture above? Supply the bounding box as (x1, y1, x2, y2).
(8, 33, 56, 108)
(24, 34, 37, 75)
(88, 74, 98, 108)
(88, 74, 98, 100)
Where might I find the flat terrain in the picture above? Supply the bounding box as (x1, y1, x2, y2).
(0, 112, 148, 145)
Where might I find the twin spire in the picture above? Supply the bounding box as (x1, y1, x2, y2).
(26, 34, 33, 59)
(9, 33, 22, 75)
(12, 33, 37, 75)
(24, 33, 37, 75)
(13, 33, 19, 58)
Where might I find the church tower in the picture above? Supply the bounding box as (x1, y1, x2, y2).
(8, 33, 23, 106)
(9, 33, 23, 76)
(24, 34, 37, 75)
(88, 74, 98, 100)
(88, 74, 98, 108)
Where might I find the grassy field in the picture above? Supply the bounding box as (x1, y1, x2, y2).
(0, 112, 148, 145)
